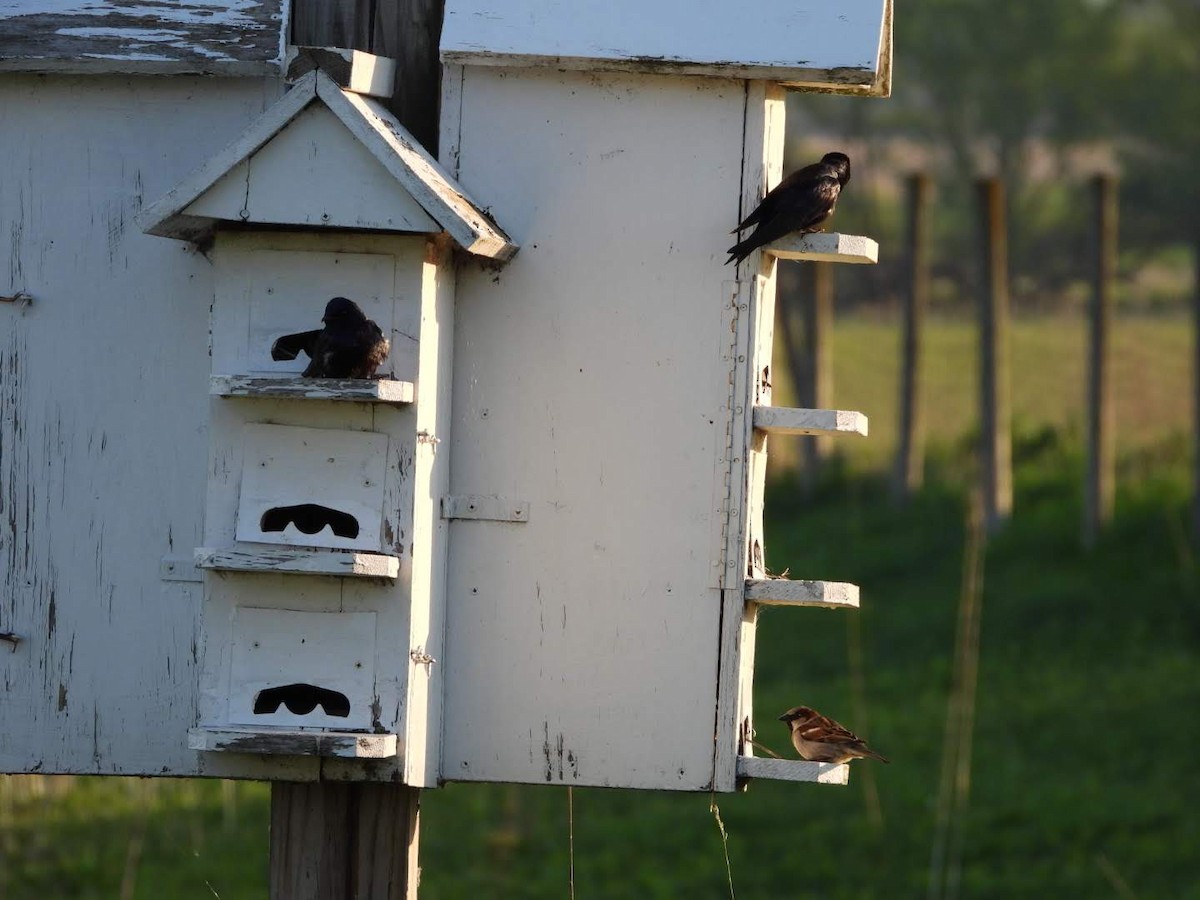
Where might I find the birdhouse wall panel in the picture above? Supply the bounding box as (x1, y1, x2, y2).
(0, 75, 282, 778)
(228, 608, 378, 729)
(440, 66, 757, 790)
(184, 104, 440, 234)
(235, 423, 391, 553)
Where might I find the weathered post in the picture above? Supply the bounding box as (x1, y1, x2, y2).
(893, 173, 931, 502)
(976, 177, 1012, 531)
(800, 262, 836, 487)
(1194, 237, 1200, 542)
(1084, 173, 1117, 548)
(283, 3, 448, 895)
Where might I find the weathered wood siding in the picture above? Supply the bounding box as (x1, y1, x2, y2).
(0, 1, 286, 75)
(439, 66, 764, 791)
(0, 74, 279, 776)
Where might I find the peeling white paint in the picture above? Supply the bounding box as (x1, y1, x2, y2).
(0, 0, 284, 74)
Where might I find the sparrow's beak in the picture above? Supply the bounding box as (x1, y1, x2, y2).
(777, 713, 791, 722)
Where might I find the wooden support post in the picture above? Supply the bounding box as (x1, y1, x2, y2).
(270, 8, 438, 897)
(270, 782, 421, 900)
(800, 261, 835, 487)
(290, 0, 446, 153)
(1084, 174, 1117, 547)
(976, 178, 1012, 531)
(893, 173, 931, 503)
(1192, 237, 1200, 542)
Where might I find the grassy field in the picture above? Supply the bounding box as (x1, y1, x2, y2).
(3, 314, 1199, 898)
(769, 313, 1192, 477)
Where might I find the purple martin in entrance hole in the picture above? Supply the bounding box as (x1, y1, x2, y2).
(271, 296, 390, 379)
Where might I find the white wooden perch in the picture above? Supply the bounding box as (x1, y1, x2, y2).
(753, 406, 868, 437)
(195, 547, 400, 579)
(210, 375, 415, 405)
(189, 727, 399, 759)
(766, 232, 879, 264)
(736, 756, 849, 784)
(744, 579, 860, 609)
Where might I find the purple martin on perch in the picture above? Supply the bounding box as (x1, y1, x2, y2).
(725, 151, 851, 266)
(779, 704, 889, 764)
(271, 296, 390, 379)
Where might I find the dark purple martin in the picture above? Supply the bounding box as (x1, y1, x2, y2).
(725, 151, 851, 266)
(270, 296, 390, 379)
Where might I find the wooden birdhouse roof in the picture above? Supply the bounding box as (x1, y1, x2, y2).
(138, 69, 516, 260)
(441, 0, 893, 96)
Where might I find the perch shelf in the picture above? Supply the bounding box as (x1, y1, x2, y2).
(210, 375, 415, 405)
(744, 578, 860, 609)
(765, 231, 879, 264)
(188, 726, 399, 759)
(195, 547, 400, 579)
(736, 755, 849, 784)
(753, 406, 867, 437)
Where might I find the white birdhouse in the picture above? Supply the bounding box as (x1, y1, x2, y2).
(139, 68, 515, 786)
(2, 0, 890, 793)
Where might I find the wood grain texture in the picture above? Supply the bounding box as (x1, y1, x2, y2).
(0, 0, 286, 75)
(291, 0, 377, 53)
(270, 781, 420, 900)
(195, 547, 400, 579)
(752, 406, 868, 437)
(211, 376, 416, 405)
(189, 727, 399, 758)
(744, 578, 860, 609)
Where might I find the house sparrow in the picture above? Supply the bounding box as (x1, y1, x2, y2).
(271, 296, 390, 379)
(778, 705, 889, 764)
(726, 151, 851, 265)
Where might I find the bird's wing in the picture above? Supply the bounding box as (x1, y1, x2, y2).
(271, 329, 322, 362)
(794, 712, 863, 746)
(730, 162, 824, 233)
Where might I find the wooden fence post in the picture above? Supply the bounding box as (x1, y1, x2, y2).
(1192, 237, 1200, 542)
(976, 178, 1012, 531)
(800, 261, 835, 487)
(893, 173, 931, 502)
(1084, 174, 1117, 547)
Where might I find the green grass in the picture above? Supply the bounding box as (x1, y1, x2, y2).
(769, 313, 1192, 476)
(3, 314, 1199, 898)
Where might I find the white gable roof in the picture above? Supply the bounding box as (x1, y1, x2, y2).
(138, 70, 517, 260)
(441, 0, 892, 95)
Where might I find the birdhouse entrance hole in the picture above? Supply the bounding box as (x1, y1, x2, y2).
(253, 683, 351, 718)
(260, 503, 360, 540)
